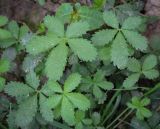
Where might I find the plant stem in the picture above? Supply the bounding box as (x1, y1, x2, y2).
(106, 107, 129, 129)
(111, 87, 150, 91)
(102, 95, 121, 124)
(143, 83, 160, 97)
(112, 109, 133, 129)
(101, 90, 120, 120)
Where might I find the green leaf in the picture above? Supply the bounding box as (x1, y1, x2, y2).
(44, 16, 64, 37)
(93, 86, 103, 98)
(0, 77, 5, 92)
(47, 95, 62, 108)
(45, 43, 68, 81)
(0, 28, 13, 40)
(61, 97, 75, 125)
(140, 107, 152, 118)
(111, 32, 129, 69)
(127, 58, 141, 72)
(66, 21, 89, 38)
(0, 16, 8, 26)
(122, 16, 142, 30)
(142, 55, 157, 70)
(5, 82, 34, 97)
(91, 29, 117, 46)
(26, 34, 59, 55)
(103, 11, 119, 28)
(38, 0, 45, 6)
(0, 59, 10, 73)
(68, 38, 97, 61)
(0, 38, 17, 48)
(93, 0, 106, 9)
(92, 112, 101, 125)
(143, 69, 159, 79)
(67, 93, 90, 111)
(78, 6, 103, 29)
(98, 45, 111, 61)
(97, 81, 114, 90)
(19, 25, 29, 39)
(123, 73, 140, 89)
(75, 111, 85, 122)
(8, 21, 19, 39)
(132, 97, 141, 106)
(122, 30, 148, 51)
(42, 81, 62, 95)
(75, 122, 83, 129)
(15, 95, 37, 127)
(93, 70, 105, 82)
(136, 110, 144, 120)
(7, 111, 17, 129)
(39, 94, 54, 122)
(26, 71, 40, 89)
(64, 73, 81, 92)
(55, 3, 73, 23)
(141, 98, 150, 106)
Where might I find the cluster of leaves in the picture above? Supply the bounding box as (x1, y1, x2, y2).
(0, 1, 160, 129)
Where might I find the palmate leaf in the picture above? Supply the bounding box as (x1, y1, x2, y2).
(67, 93, 90, 111)
(64, 73, 81, 92)
(15, 95, 37, 127)
(91, 29, 117, 46)
(123, 73, 140, 89)
(56, 3, 103, 29)
(142, 55, 157, 71)
(5, 82, 34, 97)
(122, 16, 142, 30)
(66, 21, 89, 38)
(61, 96, 75, 125)
(103, 11, 119, 29)
(127, 97, 152, 120)
(68, 38, 97, 61)
(25, 71, 40, 89)
(111, 32, 129, 69)
(44, 16, 64, 37)
(122, 30, 148, 51)
(26, 34, 59, 55)
(45, 43, 68, 81)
